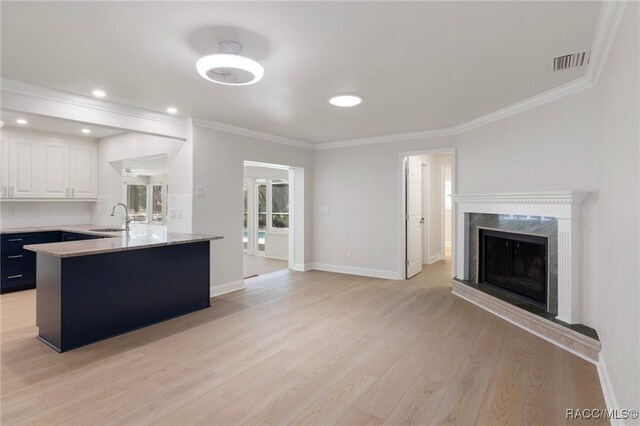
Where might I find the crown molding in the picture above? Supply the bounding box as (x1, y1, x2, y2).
(451, 78, 593, 135)
(312, 1, 627, 151)
(312, 78, 592, 151)
(1, 78, 187, 127)
(585, 1, 628, 85)
(312, 127, 454, 151)
(190, 117, 313, 150)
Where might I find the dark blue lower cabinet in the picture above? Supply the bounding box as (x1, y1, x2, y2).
(1, 231, 62, 293)
(36, 241, 211, 352)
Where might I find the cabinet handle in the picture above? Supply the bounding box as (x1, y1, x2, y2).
(7, 255, 23, 259)
(7, 238, 22, 242)
(7, 274, 23, 279)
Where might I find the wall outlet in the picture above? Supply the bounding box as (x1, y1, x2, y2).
(347, 249, 352, 257)
(195, 185, 204, 197)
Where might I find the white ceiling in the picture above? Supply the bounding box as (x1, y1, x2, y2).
(1, 1, 601, 144)
(0, 110, 123, 139)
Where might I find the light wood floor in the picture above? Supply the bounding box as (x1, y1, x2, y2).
(244, 254, 288, 278)
(1, 261, 606, 425)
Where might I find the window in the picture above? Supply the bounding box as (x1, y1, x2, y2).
(271, 181, 289, 229)
(151, 184, 164, 224)
(126, 184, 147, 222)
(124, 182, 167, 225)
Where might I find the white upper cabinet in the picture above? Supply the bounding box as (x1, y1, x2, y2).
(69, 143, 98, 199)
(38, 140, 70, 198)
(1, 132, 97, 200)
(9, 135, 39, 198)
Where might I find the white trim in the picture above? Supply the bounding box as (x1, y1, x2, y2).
(451, 191, 590, 205)
(210, 279, 245, 297)
(427, 254, 443, 265)
(192, 117, 313, 150)
(597, 354, 620, 420)
(314, 128, 454, 151)
(1, 78, 187, 127)
(291, 262, 312, 272)
(452, 285, 598, 364)
(311, 263, 402, 280)
(585, 1, 629, 85)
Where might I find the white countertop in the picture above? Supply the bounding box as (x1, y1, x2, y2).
(1, 224, 222, 258)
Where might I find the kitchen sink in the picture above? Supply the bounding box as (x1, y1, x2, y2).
(90, 228, 128, 232)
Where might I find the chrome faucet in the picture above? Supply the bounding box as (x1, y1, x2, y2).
(110, 203, 131, 231)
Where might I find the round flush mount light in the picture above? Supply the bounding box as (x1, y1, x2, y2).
(196, 41, 264, 86)
(92, 89, 106, 98)
(328, 94, 363, 107)
(166, 107, 178, 114)
(81, 128, 91, 134)
(16, 118, 28, 125)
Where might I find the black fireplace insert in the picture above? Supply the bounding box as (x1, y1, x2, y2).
(478, 228, 548, 308)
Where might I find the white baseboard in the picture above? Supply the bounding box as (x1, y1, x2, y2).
(265, 255, 288, 261)
(210, 279, 245, 297)
(597, 353, 620, 423)
(311, 263, 402, 280)
(291, 262, 312, 271)
(427, 254, 443, 264)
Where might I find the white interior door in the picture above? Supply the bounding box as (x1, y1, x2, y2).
(406, 158, 422, 278)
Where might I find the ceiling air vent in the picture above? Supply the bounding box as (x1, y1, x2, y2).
(551, 51, 590, 71)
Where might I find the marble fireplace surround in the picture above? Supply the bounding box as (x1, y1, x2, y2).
(452, 191, 588, 325)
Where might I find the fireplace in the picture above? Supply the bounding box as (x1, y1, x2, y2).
(478, 228, 548, 308)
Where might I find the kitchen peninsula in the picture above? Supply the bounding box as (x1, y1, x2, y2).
(10, 225, 222, 352)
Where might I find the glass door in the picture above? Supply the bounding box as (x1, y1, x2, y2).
(256, 182, 267, 253)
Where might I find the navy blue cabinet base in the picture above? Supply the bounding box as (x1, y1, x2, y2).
(1, 232, 104, 294)
(36, 242, 211, 352)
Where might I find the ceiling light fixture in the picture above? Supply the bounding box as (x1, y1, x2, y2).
(16, 118, 28, 125)
(166, 107, 178, 114)
(196, 41, 264, 86)
(81, 128, 91, 134)
(329, 95, 363, 107)
(92, 89, 106, 98)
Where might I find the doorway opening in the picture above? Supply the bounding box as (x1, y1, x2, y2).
(243, 161, 299, 279)
(401, 149, 455, 279)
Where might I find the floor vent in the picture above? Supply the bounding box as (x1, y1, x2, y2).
(551, 51, 590, 71)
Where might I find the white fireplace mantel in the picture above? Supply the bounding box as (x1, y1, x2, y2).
(452, 191, 589, 324)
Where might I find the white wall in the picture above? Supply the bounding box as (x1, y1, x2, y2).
(0, 202, 92, 229)
(93, 132, 191, 232)
(312, 4, 638, 412)
(191, 124, 313, 292)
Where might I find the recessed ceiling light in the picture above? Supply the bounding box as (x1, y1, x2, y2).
(329, 95, 363, 107)
(92, 89, 106, 98)
(196, 41, 264, 86)
(166, 107, 178, 114)
(16, 118, 28, 125)
(81, 128, 91, 134)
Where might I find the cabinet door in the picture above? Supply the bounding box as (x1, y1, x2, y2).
(8, 136, 39, 198)
(69, 143, 98, 198)
(1, 135, 9, 198)
(38, 140, 70, 198)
